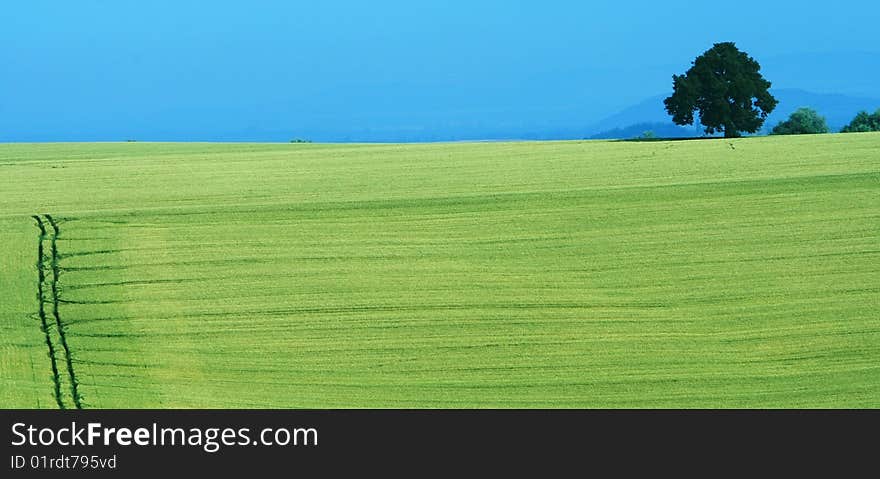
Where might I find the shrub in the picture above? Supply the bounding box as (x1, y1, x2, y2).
(771, 108, 829, 135)
(840, 109, 880, 133)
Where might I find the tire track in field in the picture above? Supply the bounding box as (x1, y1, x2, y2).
(44, 214, 83, 409)
(32, 214, 82, 409)
(32, 215, 64, 409)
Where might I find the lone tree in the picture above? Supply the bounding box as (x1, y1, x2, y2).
(664, 42, 778, 138)
(771, 107, 829, 135)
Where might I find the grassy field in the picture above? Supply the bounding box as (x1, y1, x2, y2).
(1, 134, 878, 408)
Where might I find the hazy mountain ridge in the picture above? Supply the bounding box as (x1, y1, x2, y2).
(4, 50, 879, 142)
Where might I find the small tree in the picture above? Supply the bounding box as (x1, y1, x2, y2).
(771, 108, 829, 135)
(664, 42, 778, 138)
(841, 109, 880, 133)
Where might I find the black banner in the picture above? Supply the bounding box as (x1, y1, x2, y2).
(2, 410, 876, 475)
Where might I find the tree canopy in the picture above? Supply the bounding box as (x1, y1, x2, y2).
(771, 107, 829, 135)
(841, 109, 880, 133)
(664, 42, 778, 138)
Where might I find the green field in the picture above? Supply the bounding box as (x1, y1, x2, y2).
(1, 134, 878, 408)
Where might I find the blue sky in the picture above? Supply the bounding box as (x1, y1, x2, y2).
(2, 0, 879, 141)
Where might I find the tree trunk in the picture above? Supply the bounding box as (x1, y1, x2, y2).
(724, 127, 740, 138)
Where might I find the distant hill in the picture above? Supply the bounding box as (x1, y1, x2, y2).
(761, 52, 880, 100)
(588, 89, 880, 138)
(763, 90, 880, 132)
(589, 122, 696, 140)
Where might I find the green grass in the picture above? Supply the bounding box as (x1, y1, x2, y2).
(1, 134, 878, 407)
(0, 218, 60, 408)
